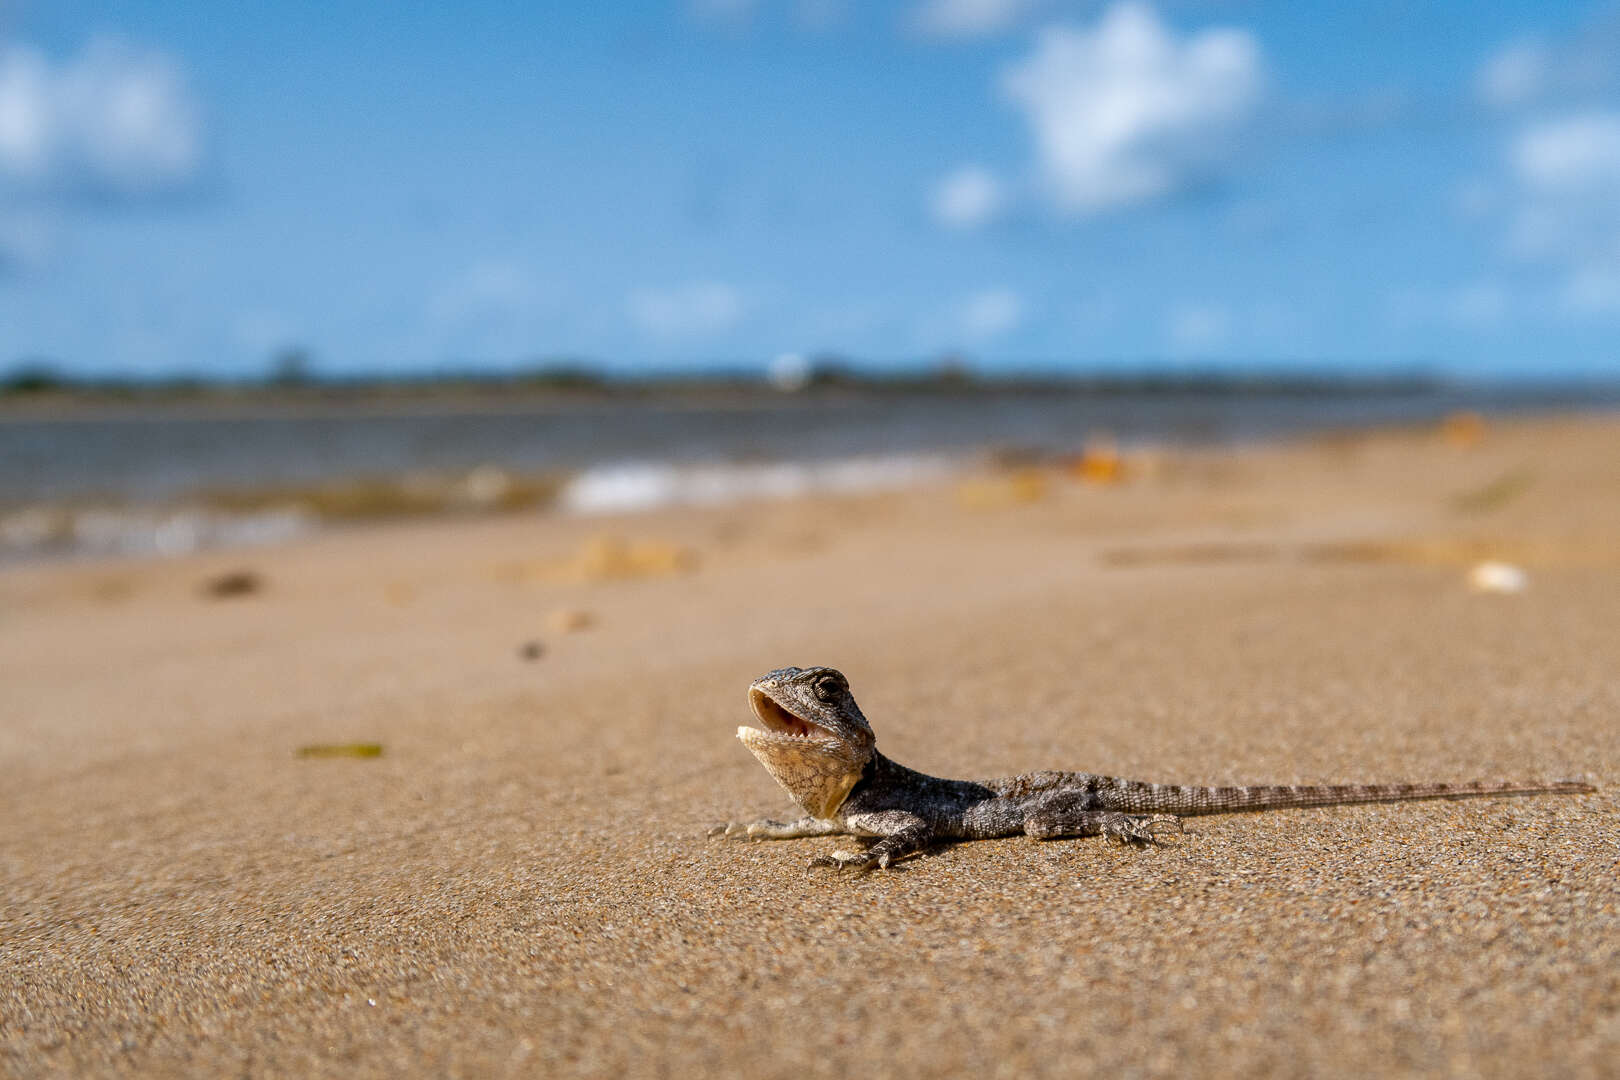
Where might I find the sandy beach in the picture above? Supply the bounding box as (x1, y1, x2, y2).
(3, 413, 1618, 1078)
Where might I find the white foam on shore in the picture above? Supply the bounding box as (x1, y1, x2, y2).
(0, 505, 315, 561)
(557, 454, 958, 515)
(0, 454, 965, 562)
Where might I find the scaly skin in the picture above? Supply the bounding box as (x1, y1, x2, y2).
(711, 666, 1596, 871)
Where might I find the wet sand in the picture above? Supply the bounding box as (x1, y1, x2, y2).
(3, 414, 1618, 1077)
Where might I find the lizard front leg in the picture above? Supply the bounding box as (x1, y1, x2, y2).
(811, 811, 932, 871)
(708, 816, 845, 840)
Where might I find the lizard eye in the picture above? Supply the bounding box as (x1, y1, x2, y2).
(812, 674, 843, 702)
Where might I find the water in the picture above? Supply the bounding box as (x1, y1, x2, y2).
(2, 384, 1615, 560)
(9, 385, 1617, 504)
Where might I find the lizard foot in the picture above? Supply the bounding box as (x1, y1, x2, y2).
(708, 817, 844, 841)
(1025, 809, 1182, 845)
(707, 820, 783, 840)
(808, 848, 887, 872)
(1102, 813, 1182, 846)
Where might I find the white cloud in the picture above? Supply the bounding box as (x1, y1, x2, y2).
(930, 164, 1004, 228)
(420, 261, 558, 358)
(429, 261, 542, 325)
(1506, 112, 1620, 266)
(1386, 283, 1512, 334)
(1000, 2, 1263, 215)
(960, 288, 1024, 339)
(1474, 22, 1620, 111)
(1454, 20, 1620, 328)
(1166, 302, 1230, 350)
(1559, 268, 1620, 315)
(628, 282, 745, 339)
(1511, 112, 1620, 193)
(0, 37, 203, 198)
(795, 0, 848, 30)
(911, 0, 1043, 39)
(1445, 282, 1510, 329)
(1476, 39, 1548, 108)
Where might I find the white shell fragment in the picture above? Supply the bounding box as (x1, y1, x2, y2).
(1467, 560, 1528, 594)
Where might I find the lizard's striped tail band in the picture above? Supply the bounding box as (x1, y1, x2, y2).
(1101, 778, 1595, 816)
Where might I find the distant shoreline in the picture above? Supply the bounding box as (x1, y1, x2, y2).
(5, 380, 1616, 564)
(5, 367, 1597, 422)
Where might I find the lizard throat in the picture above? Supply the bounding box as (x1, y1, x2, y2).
(738, 687, 869, 818)
(736, 725, 864, 818)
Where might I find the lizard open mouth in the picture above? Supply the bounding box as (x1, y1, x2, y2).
(745, 688, 823, 740)
(736, 679, 867, 818)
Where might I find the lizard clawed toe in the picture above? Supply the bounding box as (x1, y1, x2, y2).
(1103, 812, 1181, 847)
(809, 849, 880, 872)
(1144, 814, 1184, 836)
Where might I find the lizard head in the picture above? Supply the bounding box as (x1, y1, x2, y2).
(737, 666, 876, 819)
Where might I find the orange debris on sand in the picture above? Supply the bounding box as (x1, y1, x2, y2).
(547, 608, 595, 633)
(1441, 411, 1487, 448)
(955, 468, 1049, 509)
(1070, 434, 1127, 485)
(576, 536, 696, 580)
(295, 743, 383, 759)
(504, 536, 699, 584)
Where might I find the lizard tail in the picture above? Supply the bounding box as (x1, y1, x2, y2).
(1097, 777, 1595, 816)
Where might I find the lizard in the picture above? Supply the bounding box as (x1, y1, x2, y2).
(710, 665, 1596, 871)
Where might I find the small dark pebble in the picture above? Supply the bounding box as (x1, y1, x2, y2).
(203, 570, 263, 598)
(519, 640, 545, 661)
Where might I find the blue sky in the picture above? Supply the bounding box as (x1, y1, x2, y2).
(2, 0, 1619, 378)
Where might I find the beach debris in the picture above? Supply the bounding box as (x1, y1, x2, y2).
(1100, 541, 1281, 567)
(295, 743, 384, 758)
(457, 465, 514, 508)
(504, 537, 697, 583)
(518, 640, 545, 661)
(583, 536, 695, 579)
(197, 470, 559, 523)
(202, 569, 263, 598)
(1452, 469, 1534, 514)
(1441, 410, 1487, 448)
(1102, 536, 1604, 574)
(91, 577, 135, 603)
(547, 608, 595, 633)
(1302, 537, 1501, 566)
(0, 506, 70, 552)
(956, 468, 1048, 508)
(1468, 561, 1528, 594)
(537, 536, 697, 582)
(1069, 434, 1127, 485)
